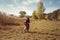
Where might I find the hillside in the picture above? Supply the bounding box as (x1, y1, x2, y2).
(0, 13, 26, 26)
(0, 19, 60, 40)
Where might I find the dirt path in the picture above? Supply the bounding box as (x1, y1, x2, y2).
(0, 30, 59, 40)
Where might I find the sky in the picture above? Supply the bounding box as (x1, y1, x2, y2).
(0, 0, 60, 16)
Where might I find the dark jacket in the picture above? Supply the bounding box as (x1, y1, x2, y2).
(24, 18, 30, 25)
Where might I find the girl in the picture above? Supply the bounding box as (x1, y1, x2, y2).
(24, 17, 30, 32)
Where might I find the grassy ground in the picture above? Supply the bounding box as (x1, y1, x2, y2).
(0, 20, 60, 40)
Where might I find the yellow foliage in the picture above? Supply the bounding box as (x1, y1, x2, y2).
(45, 14, 48, 19)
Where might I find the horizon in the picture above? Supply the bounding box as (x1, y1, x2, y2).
(0, 0, 60, 16)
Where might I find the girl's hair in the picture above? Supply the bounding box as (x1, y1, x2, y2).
(26, 16, 29, 19)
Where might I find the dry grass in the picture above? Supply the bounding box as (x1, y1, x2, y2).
(0, 13, 24, 25)
(0, 19, 60, 40)
(0, 13, 60, 40)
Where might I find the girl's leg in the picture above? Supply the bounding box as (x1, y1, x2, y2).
(26, 24, 29, 32)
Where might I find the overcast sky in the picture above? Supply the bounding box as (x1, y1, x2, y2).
(0, 0, 60, 16)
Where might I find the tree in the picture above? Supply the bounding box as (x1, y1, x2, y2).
(19, 11, 26, 18)
(32, 11, 38, 19)
(10, 14, 14, 16)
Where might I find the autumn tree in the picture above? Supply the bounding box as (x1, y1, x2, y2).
(32, 11, 38, 19)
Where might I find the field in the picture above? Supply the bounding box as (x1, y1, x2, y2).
(0, 19, 60, 40)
